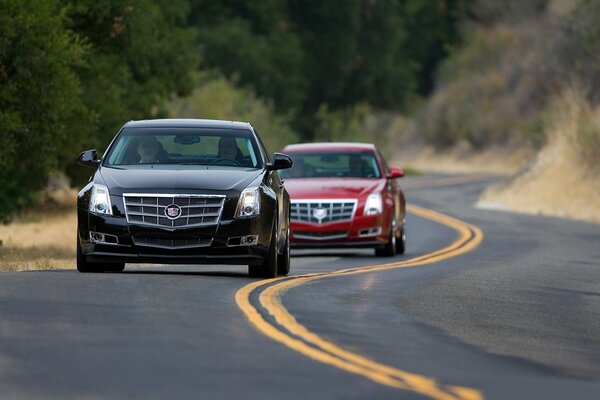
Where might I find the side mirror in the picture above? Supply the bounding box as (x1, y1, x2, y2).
(387, 166, 404, 179)
(77, 149, 100, 168)
(267, 153, 293, 171)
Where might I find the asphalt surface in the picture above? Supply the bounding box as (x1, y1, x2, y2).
(1, 175, 599, 399)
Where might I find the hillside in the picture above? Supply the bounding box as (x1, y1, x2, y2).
(404, 0, 600, 223)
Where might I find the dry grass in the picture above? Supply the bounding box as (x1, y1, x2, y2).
(478, 92, 600, 224)
(0, 195, 77, 272)
(399, 142, 532, 176)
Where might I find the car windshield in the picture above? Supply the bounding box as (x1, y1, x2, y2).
(280, 151, 381, 179)
(104, 128, 262, 168)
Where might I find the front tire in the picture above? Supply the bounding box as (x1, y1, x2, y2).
(104, 263, 125, 273)
(277, 225, 290, 276)
(76, 236, 103, 273)
(375, 220, 396, 257)
(396, 218, 406, 254)
(249, 221, 278, 278)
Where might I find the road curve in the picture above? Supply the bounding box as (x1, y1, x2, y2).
(236, 204, 484, 400)
(1, 175, 599, 399)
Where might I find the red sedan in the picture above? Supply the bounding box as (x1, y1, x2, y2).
(279, 142, 406, 256)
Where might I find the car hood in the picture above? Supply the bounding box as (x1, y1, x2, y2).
(99, 166, 263, 196)
(284, 178, 384, 199)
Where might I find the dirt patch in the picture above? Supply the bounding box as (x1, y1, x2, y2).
(478, 95, 600, 224)
(478, 140, 600, 224)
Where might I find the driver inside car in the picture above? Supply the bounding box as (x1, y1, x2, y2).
(137, 136, 169, 164)
(218, 136, 244, 164)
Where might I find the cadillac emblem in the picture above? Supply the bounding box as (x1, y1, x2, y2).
(164, 204, 182, 219)
(312, 207, 328, 223)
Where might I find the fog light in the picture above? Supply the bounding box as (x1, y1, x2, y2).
(90, 231, 119, 245)
(359, 227, 382, 237)
(91, 232, 104, 242)
(241, 235, 258, 245)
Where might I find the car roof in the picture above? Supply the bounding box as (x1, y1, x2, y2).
(123, 119, 252, 130)
(282, 142, 377, 152)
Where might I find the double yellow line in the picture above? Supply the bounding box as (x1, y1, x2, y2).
(235, 204, 484, 399)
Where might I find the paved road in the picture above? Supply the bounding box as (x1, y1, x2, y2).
(1, 175, 599, 399)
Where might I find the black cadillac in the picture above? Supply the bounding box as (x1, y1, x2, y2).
(76, 119, 292, 278)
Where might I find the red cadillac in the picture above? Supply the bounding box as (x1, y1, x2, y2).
(279, 142, 406, 256)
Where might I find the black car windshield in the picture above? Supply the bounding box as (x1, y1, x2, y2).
(280, 151, 381, 179)
(104, 128, 263, 168)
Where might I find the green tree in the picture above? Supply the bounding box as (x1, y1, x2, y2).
(189, 0, 306, 115)
(188, 0, 469, 139)
(64, 0, 199, 182)
(0, 0, 88, 221)
(66, 0, 198, 148)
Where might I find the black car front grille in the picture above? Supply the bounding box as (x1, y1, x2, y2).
(291, 200, 357, 224)
(123, 194, 225, 229)
(132, 236, 212, 249)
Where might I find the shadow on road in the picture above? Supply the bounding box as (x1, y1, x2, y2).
(122, 269, 249, 278)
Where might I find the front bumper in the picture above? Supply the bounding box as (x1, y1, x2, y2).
(78, 209, 272, 265)
(290, 213, 389, 249)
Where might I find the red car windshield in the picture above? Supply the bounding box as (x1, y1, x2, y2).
(280, 151, 381, 179)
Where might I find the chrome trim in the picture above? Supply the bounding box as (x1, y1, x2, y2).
(122, 193, 226, 229)
(89, 231, 120, 245)
(132, 237, 213, 249)
(123, 193, 226, 198)
(359, 227, 382, 237)
(291, 199, 357, 225)
(226, 235, 259, 247)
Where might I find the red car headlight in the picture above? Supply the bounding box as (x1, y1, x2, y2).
(364, 192, 382, 215)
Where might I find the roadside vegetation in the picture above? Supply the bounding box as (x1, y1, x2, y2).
(1, 0, 466, 223)
(406, 0, 600, 222)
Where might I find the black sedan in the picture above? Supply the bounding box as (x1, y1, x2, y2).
(76, 119, 292, 278)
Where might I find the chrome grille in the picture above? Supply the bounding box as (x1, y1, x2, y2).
(291, 199, 357, 224)
(123, 194, 225, 229)
(133, 236, 212, 249)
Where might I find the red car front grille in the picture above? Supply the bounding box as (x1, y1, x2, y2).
(290, 200, 357, 224)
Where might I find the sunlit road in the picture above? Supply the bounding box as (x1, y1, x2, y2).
(1, 175, 599, 399)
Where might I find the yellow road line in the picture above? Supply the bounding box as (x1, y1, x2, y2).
(235, 204, 484, 399)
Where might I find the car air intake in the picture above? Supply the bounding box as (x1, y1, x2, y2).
(132, 236, 212, 249)
(290, 200, 357, 224)
(292, 230, 348, 240)
(123, 194, 225, 229)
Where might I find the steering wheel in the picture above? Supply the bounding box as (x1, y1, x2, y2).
(210, 158, 241, 166)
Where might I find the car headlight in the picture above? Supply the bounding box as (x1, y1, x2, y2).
(89, 184, 113, 215)
(364, 192, 382, 215)
(236, 187, 260, 218)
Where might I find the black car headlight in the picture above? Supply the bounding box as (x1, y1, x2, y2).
(89, 184, 113, 215)
(235, 187, 260, 218)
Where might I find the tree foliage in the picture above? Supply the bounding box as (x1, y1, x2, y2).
(1, 0, 469, 221)
(189, 0, 468, 137)
(0, 0, 198, 221)
(0, 0, 88, 221)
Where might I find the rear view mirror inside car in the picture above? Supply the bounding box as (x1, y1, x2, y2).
(174, 135, 201, 145)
